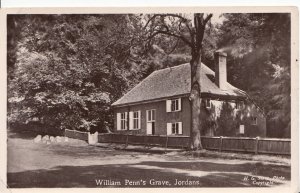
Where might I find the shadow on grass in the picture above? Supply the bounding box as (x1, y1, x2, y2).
(7, 161, 290, 188)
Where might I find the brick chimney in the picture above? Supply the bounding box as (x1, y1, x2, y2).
(214, 51, 227, 90)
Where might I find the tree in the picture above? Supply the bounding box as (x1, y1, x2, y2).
(144, 13, 213, 149)
(7, 14, 145, 134)
(217, 13, 291, 137)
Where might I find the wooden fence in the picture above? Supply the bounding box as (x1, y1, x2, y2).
(65, 129, 291, 155)
(65, 129, 88, 141)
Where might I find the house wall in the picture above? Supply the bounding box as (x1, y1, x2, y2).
(240, 103, 267, 137)
(113, 97, 191, 136)
(113, 97, 266, 137)
(200, 99, 266, 137)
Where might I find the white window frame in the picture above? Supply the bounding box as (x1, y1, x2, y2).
(167, 98, 181, 112)
(167, 122, 182, 135)
(205, 98, 211, 108)
(172, 122, 179, 134)
(147, 109, 156, 122)
(236, 101, 244, 110)
(120, 112, 127, 130)
(171, 99, 179, 112)
(166, 98, 181, 112)
(133, 111, 139, 129)
(147, 109, 155, 135)
(251, 117, 257, 125)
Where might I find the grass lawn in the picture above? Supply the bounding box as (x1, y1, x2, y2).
(7, 132, 291, 188)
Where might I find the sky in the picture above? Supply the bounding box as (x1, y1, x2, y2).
(211, 14, 225, 24)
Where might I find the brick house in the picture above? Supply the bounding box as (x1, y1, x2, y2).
(111, 51, 266, 137)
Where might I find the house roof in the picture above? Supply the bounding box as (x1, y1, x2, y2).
(112, 63, 247, 107)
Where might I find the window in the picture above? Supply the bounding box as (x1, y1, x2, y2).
(251, 117, 257, 125)
(171, 99, 179, 111)
(239, 125, 245, 134)
(129, 111, 141, 130)
(167, 122, 182, 135)
(121, 112, 126, 130)
(133, 111, 139, 129)
(147, 109, 155, 122)
(166, 98, 181, 112)
(236, 101, 244, 110)
(146, 110, 156, 135)
(172, 123, 179, 134)
(205, 98, 211, 108)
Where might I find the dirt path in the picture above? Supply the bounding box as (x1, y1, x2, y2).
(7, 137, 291, 188)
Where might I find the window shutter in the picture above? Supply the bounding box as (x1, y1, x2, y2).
(239, 125, 245, 134)
(138, 111, 141, 129)
(166, 100, 171, 112)
(129, 111, 133, 130)
(146, 123, 152, 134)
(146, 110, 150, 122)
(178, 122, 182, 134)
(116, 113, 121, 130)
(125, 112, 128, 130)
(178, 98, 182, 111)
(167, 123, 172, 135)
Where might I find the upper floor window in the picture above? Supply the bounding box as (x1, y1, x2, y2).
(171, 99, 179, 111)
(166, 98, 181, 112)
(236, 101, 244, 110)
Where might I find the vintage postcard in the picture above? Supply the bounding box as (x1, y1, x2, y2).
(0, 6, 298, 193)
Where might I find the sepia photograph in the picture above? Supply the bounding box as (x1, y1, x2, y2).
(1, 7, 298, 191)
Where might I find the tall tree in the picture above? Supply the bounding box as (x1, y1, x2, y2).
(144, 13, 213, 149)
(217, 13, 291, 137)
(7, 14, 145, 134)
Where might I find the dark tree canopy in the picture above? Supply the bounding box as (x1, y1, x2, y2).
(216, 13, 291, 137)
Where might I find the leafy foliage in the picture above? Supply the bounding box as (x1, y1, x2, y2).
(8, 14, 144, 133)
(217, 13, 291, 137)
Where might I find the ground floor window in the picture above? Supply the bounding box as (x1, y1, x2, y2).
(121, 112, 126, 130)
(133, 111, 139, 129)
(167, 122, 182, 135)
(147, 109, 156, 122)
(172, 123, 179, 134)
(251, 117, 257, 125)
(146, 109, 156, 135)
(205, 98, 211, 108)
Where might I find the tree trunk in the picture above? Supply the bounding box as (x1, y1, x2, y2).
(190, 51, 203, 150)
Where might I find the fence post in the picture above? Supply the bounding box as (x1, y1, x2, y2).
(144, 135, 148, 149)
(125, 134, 129, 147)
(88, 132, 97, 145)
(254, 137, 259, 154)
(219, 136, 223, 152)
(165, 135, 169, 152)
